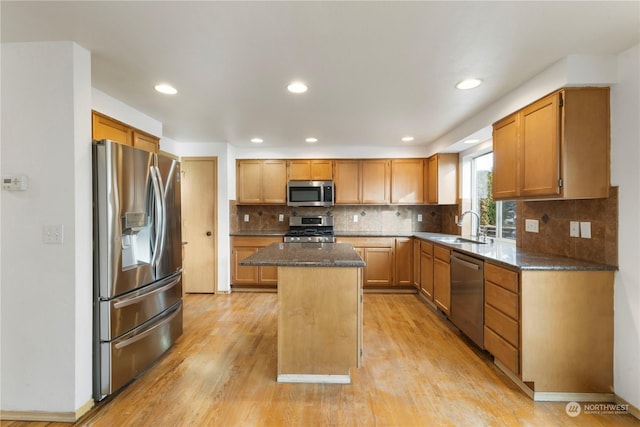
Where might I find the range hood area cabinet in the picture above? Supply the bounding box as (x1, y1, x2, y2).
(287, 159, 333, 180)
(492, 87, 610, 200)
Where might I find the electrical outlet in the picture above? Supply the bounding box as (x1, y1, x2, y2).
(525, 219, 539, 233)
(580, 222, 591, 239)
(278, 214, 284, 222)
(353, 214, 358, 223)
(570, 221, 580, 237)
(417, 214, 423, 222)
(43, 224, 64, 244)
(243, 214, 250, 222)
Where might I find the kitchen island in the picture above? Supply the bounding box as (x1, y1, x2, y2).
(241, 242, 365, 384)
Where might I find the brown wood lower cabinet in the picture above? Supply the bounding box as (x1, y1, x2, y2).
(419, 241, 434, 299)
(336, 238, 395, 287)
(484, 261, 615, 396)
(231, 236, 281, 288)
(432, 245, 451, 315)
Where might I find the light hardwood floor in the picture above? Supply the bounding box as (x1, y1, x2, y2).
(3, 293, 638, 426)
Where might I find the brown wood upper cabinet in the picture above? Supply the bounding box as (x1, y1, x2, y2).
(492, 87, 610, 200)
(334, 159, 391, 204)
(425, 154, 458, 205)
(391, 159, 424, 204)
(92, 111, 159, 153)
(288, 159, 333, 180)
(236, 159, 287, 204)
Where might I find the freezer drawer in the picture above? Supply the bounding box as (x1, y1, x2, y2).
(96, 300, 183, 400)
(100, 271, 182, 341)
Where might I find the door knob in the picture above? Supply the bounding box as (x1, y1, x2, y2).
(206, 231, 212, 236)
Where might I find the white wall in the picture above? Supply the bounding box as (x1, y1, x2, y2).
(1, 42, 93, 417)
(92, 88, 163, 138)
(610, 44, 640, 409)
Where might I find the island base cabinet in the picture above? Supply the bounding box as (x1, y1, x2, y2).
(277, 267, 362, 383)
(520, 270, 613, 396)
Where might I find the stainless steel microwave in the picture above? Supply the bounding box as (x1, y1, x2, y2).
(287, 180, 334, 207)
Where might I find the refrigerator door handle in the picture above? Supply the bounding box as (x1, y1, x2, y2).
(113, 274, 181, 309)
(149, 166, 163, 268)
(114, 304, 181, 350)
(154, 164, 168, 264)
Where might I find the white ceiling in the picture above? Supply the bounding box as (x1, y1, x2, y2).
(2, 1, 639, 150)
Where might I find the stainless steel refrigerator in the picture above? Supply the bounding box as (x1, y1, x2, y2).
(92, 139, 183, 401)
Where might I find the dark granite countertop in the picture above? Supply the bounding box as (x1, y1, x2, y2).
(231, 231, 286, 237)
(240, 242, 366, 268)
(230, 231, 616, 271)
(413, 232, 617, 272)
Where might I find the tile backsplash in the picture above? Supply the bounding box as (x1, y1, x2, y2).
(517, 187, 618, 266)
(231, 202, 460, 235)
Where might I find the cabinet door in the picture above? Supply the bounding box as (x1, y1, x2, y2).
(395, 238, 413, 286)
(231, 247, 259, 284)
(237, 160, 263, 203)
(362, 159, 390, 204)
(310, 160, 333, 180)
(412, 239, 421, 289)
(132, 131, 159, 153)
(259, 266, 278, 284)
(288, 160, 311, 180)
(520, 92, 561, 197)
(364, 247, 394, 286)
(426, 156, 438, 204)
(334, 160, 361, 204)
(262, 160, 287, 204)
(426, 154, 458, 204)
(391, 159, 424, 204)
(420, 246, 434, 300)
(433, 258, 451, 316)
(92, 111, 132, 146)
(492, 113, 520, 199)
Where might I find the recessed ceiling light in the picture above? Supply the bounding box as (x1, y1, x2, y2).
(305, 137, 318, 143)
(154, 83, 177, 95)
(455, 78, 483, 90)
(401, 136, 415, 142)
(287, 81, 308, 93)
(250, 138, 264, 144)
(464, 138, 480, 144)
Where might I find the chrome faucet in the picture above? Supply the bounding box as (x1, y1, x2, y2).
(456, 210, 484, 240)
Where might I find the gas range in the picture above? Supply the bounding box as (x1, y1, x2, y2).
(283, 215, 335, 243)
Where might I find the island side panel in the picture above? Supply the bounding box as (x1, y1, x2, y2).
(278, 266, 361, 377)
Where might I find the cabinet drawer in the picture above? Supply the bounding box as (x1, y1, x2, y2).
(420, 241, 433, 255)
(485, 263, 518, 292)
(433, 245, 450, 262)
(484, 326, 519, 375)
(485, 304, 519, 347)
(485, 282, 519, 319)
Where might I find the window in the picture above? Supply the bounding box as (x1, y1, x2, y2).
(466, 150, 516, 241)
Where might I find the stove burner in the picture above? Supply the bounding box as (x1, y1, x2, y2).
(284, 215, 335, 243)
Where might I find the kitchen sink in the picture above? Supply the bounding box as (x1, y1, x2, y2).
(431, 236, 490, 245)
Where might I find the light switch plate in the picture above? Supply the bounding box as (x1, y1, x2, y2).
(243, 214, 249, 222)
(353, 214, 358, 223)
(570, 221, 580, 237)
(417, 214, 423, 222)
(580, 222, 591, 239)
(278, 214, 284, 222)
(525, 219, 539, 233)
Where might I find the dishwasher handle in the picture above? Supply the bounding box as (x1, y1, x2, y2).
(450, 253, 482, 270)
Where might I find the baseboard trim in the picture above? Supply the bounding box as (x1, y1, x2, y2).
(615, 395, 640, 420)
(1, 398, 94, 423)
(277, 374, 351, 384)
(494, 359, 617, 402)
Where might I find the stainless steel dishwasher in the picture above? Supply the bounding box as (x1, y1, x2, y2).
(450, 251, 485, 349)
